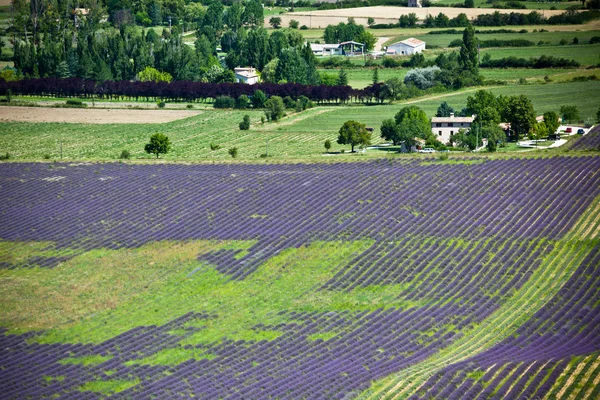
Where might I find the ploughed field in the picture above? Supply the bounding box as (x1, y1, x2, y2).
(1, 157, 600, 399)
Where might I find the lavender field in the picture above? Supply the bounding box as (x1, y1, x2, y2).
(1, 157, 600, 399)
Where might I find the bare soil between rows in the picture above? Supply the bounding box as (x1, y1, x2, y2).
(0, 106, 203, 124)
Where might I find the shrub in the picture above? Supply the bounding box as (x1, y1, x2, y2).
(252, 90, 267, 108)
(239, 115, 251, 130)
(382, 57, 402, 68)
(438, 152, 449, 161)
(209, 143, 221, 151)
(235, 95, 250, 109)
(265, 96, 285, 121)
(324, 139, 332, 153)
(404, 66, 441, 90)
(157, 101, 166, 108)
(66, 99, 87, 107)
(228, 147, 238, 158)
(186, 104, 194, 109)
(300, 25, 308, 30)
(214, 96, 235, 109)
(119, 149, 131, 159)
(283, 96, 297, 109)
(43, 154, 51, 159)
(0, 152, 10, 160)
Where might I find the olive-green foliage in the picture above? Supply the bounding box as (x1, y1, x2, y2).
(560, 105, 580, 123)
(144, 133, 172, 158)
(252, 90, 267, 108)
(239, 115, 251, 130)
(483, 123, 506, 152)
(137, 67, 173, 83)
(214, 96, 236, 109)
(543, 111, 560, 135)
(228, 147, 238, 158)
(459, 25, 479, 75)
(265, 96, 285, 121)
(337, 120, 371, 152)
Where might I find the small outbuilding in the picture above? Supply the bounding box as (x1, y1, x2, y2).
(310, 43, 343, 56)
(408, 0, 422, 7)
(431, 113, 475, 145)
(386, 38, 426, 56)
(234, 67, 260, 85)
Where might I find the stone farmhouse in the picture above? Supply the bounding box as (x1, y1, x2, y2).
(386, 38, 426, 56)
(431, 113, 475, 144)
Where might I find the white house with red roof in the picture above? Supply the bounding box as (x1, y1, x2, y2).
(386, 38, 426, 56)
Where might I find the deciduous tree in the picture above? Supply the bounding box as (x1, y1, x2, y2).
(144, 133, 172, 158)
(338, 120, 371, 152)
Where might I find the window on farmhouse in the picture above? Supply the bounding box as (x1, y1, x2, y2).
(448, 123, 453, 127)
(436, 123, 441, 127)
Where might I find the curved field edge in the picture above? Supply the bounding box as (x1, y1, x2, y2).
(360, 193, 600, 399)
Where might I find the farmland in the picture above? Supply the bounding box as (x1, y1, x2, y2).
(1, 80, 598, 160)
(1, 156, 600, 398)
(2, 1, 600, 397)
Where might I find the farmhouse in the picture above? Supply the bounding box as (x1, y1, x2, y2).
(386, 38, 426, 56)
(431, 113, 475, 144)
(234, 67, 260, 85)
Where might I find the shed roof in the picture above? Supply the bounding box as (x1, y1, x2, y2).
(339, 41, 364, 46)
(390, 38, 426, 48)
(431, 116, 474, 123)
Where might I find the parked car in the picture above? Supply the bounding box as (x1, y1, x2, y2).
(565, 127, 573, 133)
(548, 133, 561, 140)
(577, 128, 585, 134)
(418, 148, 436, 153)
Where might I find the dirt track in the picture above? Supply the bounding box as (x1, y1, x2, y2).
(270, 6, 567, 28)
(0, 106, 202, 124)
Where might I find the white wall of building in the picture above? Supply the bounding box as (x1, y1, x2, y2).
(387, 42, 425, 55)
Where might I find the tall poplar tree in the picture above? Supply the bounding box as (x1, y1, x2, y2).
(459, 25, 478, 75)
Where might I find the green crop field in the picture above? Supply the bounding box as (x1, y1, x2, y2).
(482, 43, 600, 66)
(1, 80, 598, 160)
(320, 66, 598, 88)
(399, 31, 600, 49)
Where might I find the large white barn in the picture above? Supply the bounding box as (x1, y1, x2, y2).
(386, 38, 426, 56)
